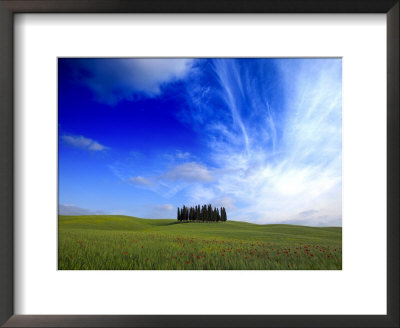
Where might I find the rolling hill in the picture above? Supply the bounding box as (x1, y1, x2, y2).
(58, 215, 342, 270)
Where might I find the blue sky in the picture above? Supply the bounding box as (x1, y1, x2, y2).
(58, 58, 342, 226)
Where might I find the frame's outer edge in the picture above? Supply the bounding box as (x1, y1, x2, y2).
(0, 0, 398, 13)
(2, 314, 400, 328)
(387, 2, 400, 327)
(0, 1, 14, 327)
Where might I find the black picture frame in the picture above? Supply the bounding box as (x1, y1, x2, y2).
(0, 1, 398, 327)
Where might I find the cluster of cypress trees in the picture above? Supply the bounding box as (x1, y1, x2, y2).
(177, 204, 227, 222)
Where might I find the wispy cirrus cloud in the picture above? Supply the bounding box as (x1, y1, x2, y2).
(178, 59, 342, 226)
(61, 134, 108, 151)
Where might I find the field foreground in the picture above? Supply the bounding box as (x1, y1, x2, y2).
(58, 215, 342, 270)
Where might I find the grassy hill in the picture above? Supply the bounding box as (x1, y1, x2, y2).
(58, 215, 342, 270)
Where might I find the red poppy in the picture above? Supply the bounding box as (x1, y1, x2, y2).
(123, 251, 128, 255)
(186, 261, 190, 264)
(146, 258, 149, 261)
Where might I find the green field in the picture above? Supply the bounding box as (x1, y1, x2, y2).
(58, 215, 342, 270)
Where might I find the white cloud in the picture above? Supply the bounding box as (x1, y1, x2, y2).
(163, 162, 213, 182)
(176, 151, 191, 159)
(61, 134, 108, 151)
(74, 58, 194, 105)
(129, 176, 154, 186)
(186, 184, 216, 204)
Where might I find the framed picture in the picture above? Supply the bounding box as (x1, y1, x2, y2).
(57, 56, 343, 272)
(0, 0, 398, 327)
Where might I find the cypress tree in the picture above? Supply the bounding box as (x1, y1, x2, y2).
(189, 207, 194, 221)
(222, 207, 227, 221)
(202, 205, 206, 221)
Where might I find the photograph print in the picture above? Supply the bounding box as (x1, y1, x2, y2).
(58, 58, 342, 270)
